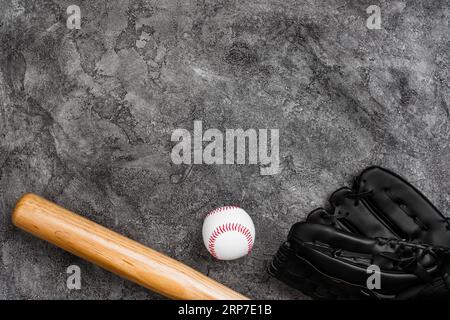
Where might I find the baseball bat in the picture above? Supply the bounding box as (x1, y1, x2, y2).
(12, 193, 249, 300)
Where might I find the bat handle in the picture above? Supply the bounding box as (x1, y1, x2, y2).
(12, 193, 249, 300)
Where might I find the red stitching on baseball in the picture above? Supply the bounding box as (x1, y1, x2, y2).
(208, 222, 254, 259)
(205, 206, 241, 218)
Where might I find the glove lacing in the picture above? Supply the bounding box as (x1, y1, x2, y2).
(376, 238, 450, 287)
(315, 189, 375, 226)
(346, 190, 373, 206)
(323, 190, 373, 225)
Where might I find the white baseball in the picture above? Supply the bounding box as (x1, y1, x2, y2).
(202, 206, 255, 260)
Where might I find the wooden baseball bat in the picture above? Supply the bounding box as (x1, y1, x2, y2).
(12, 193, 249, 300)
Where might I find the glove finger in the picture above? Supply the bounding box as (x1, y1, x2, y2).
(306, 208, 354, 233)
(355, 167, 450, 245)
(330, 187, 399, 238)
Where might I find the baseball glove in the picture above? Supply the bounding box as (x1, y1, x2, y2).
(269, 166, 450, 299)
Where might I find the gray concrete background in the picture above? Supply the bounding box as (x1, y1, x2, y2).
(0, 0, 449, 299)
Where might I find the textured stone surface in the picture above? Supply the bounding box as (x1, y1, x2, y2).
(0, 0, 449, 299)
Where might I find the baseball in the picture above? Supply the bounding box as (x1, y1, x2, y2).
(202, 206, 255, 260)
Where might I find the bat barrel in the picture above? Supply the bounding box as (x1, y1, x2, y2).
(12, 193, 248, 300)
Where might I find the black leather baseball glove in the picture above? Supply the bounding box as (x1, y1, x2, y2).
(268, 166, 450, 299)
